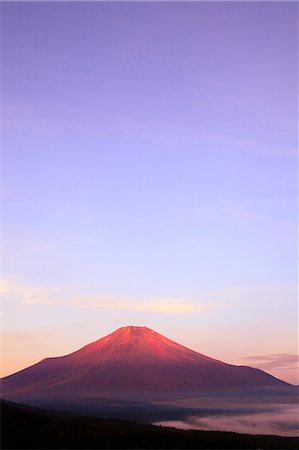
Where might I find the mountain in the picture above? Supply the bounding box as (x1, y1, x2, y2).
(1, 326, 295, 404)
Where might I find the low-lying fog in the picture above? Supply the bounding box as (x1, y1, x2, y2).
(153, 399, 299, 436)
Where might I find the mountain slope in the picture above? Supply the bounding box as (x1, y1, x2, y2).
(1, 326, 295, 402)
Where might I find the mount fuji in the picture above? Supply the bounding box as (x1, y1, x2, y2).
(1, 326, 296, 404)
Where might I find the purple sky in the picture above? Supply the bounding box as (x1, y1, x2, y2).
(2, 1, 298, 384)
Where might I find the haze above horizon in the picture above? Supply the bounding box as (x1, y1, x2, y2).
(2, 2, 298, 384)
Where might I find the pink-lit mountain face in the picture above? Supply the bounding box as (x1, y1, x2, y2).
(1, 326, 295, 402)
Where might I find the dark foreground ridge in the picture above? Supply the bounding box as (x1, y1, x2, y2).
(1, 399, 298, 449)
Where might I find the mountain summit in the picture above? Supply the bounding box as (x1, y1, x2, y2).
(1, 326, 294, 403)
(71, 326, 221, 365)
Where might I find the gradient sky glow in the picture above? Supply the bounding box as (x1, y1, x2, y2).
(1, 1, 298, 384)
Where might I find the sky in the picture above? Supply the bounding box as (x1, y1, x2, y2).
(1, 1, 298, 384)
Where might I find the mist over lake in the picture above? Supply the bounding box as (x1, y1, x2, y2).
(154, 403, 299, 437)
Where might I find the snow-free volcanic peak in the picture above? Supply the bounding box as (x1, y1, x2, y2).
(79, 325, 215, 365)
(1, 326, 295, 403)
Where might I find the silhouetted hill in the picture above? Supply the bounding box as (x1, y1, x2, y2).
(1, 400, 298, 449)
(1, 326, 296, 403)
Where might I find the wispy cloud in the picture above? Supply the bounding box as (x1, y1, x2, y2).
(2, 277, 296, 315)
(1, 331, 49, 350)
(244, 353, 299, 370)
(72, 296, 210, 314)
(1, 277, 74, 304)
(2, 277, 217, 315)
